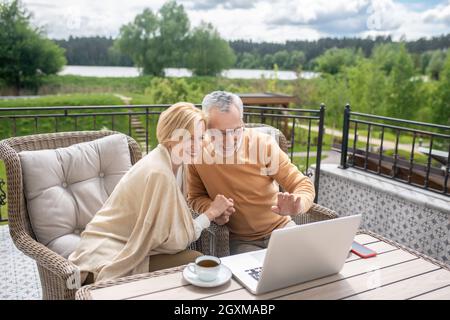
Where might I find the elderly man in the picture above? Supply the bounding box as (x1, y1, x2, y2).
(187, 91, 316, 254)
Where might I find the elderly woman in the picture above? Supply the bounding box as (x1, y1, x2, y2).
(69, 102, 233, 284)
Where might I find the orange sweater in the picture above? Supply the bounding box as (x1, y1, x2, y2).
(187, 129, 316, 241)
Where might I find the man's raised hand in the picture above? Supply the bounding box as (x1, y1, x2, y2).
(271, 192, 302, 216)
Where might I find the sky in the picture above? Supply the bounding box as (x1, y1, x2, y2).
(22, 0, 450, 42)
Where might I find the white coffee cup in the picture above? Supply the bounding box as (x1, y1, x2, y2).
(187, 255, 221, 282)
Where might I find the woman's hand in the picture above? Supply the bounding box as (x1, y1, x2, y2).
(205, 195, 234, 221)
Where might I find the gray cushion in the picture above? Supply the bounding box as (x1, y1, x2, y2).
(19, 134, 132, 258)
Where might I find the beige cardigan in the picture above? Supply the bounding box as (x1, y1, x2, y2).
(68, 144, 197, 282)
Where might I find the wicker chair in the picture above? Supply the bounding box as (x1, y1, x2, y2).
(191, 123, 339, 257)
(0, 131, 143, 299)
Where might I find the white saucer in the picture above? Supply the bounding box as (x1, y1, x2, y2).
(182, 264, 232, 288)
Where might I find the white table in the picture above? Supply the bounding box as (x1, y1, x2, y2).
(76, 231, 450, 300)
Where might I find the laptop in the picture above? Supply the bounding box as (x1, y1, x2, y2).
(221, 214, 362, 295)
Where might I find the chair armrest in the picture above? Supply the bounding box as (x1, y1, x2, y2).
(11, 230, 80, 289)
(190, 209, 230, 257)
(292, 203, 338, 225)
(203, 222, 230, 257)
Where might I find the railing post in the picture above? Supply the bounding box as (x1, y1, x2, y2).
(0, 178, 6, 222)
(145, 108, 149, 154)
(340, 104, 351, 169)
(314, 103, 325, 203)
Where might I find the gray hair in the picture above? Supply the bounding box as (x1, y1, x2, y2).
(201, 91, 244, 119)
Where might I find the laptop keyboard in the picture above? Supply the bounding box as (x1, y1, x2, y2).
(245, 267, 263, 281)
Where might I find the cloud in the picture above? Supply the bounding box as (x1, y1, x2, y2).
(182, 0, 259, 10)
(266, 0, 406, 34)
(18, 0, 450, 41)
(268, 0, 370, 25)
(422, 0, 450, 25)
(23, 0, 166, 39)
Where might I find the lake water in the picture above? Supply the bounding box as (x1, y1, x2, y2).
(59, 66, 320, 80)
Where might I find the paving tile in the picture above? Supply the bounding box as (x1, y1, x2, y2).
(0, 225, 41, 300)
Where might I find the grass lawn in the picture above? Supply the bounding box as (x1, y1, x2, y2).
(292, 155, 328, 173)
(0, 93, 134, 140)
(383, 149, 441, 167)
(347, 137, 381, 151)
(0, 93, 124, 108)
(38, 75, 155, 95)
(349, 127, 445, 151)
(353, 128, 415, 145)
(291, 126, 380, 154)
(291, 127, 334, 153)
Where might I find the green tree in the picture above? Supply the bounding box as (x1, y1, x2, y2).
(426, 50, 447, 80)
(145, 78, 190, 103)
(346, 58, 387, 115)
(386, 44, 417, 119)
(114, 8, 160, 75)
(371, 43, 401, 75)
(420, 51, 433, 74)
(0, 0, 66, 93)
(316, 73, 350, 129)
(186, 22, 235, 76)
(288, 50, 306, 71)
(107, 45, 132, 66)
(314, 48, 360, 74)
(115, 1, 189, 76)
(237, 52, 259, 69)
(262, 54, 275, 69)
(158, 1, 190, 67)
(432, 53, 450, 125)
(273, 50, 290, 70)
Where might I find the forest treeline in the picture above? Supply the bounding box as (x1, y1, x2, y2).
(55, 34, 450, 72)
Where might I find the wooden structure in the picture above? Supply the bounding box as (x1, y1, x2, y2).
(238, 92, 295, 108)
(238, 92, 296, 138)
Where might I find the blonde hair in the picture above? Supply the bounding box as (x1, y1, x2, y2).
(157, 102, 206, 146)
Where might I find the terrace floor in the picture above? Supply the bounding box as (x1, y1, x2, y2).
(0, 225, 41, 300)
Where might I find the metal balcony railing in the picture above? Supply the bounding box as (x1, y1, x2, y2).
(339, 104, 450, 196)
